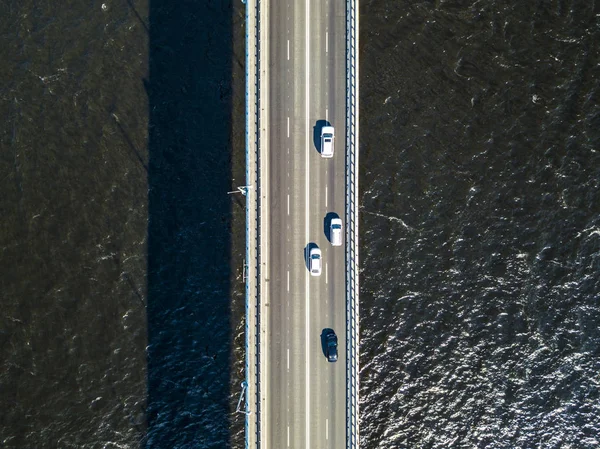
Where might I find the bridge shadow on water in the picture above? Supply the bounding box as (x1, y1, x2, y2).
(146, 0, 234, 447)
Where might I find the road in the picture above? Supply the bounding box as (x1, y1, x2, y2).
(263, 0, 347, 447)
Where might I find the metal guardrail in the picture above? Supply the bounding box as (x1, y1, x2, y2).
(345, 0, 360, 448)
(245, 0, 261, 448)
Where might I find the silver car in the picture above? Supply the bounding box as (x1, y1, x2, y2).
(309, 247, 322, 276)
(330, 218, 343, 246)
(320, 126, 335, 158)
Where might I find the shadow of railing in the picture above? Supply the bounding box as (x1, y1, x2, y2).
(146, 0, 233, 447)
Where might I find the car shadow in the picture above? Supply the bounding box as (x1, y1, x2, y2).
(313, 120, 330, 155)
(323, 212, 340, 243)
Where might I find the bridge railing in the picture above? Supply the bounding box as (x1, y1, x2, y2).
(345, 0, 360, 448)
(245, 0, 261, 448)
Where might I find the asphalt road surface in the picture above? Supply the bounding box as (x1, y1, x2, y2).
(264, 0, 347, 447)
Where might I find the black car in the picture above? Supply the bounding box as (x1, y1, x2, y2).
(325, 329, 338, 363)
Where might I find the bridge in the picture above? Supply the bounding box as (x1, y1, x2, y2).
(243, 0, 359, 447)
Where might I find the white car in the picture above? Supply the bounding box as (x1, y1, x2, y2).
(320, 126, 335, 158)
(309, 247, 322, 276)
(330, 218, 343, 246)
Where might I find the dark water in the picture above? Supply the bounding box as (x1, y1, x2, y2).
(1, 0, 598, 447)
(1, 0, 246, 447)
(360, 1, 600, 448)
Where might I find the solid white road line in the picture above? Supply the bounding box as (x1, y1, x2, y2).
(263, 73, 270, 449)
(305, 0, 311, 447)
